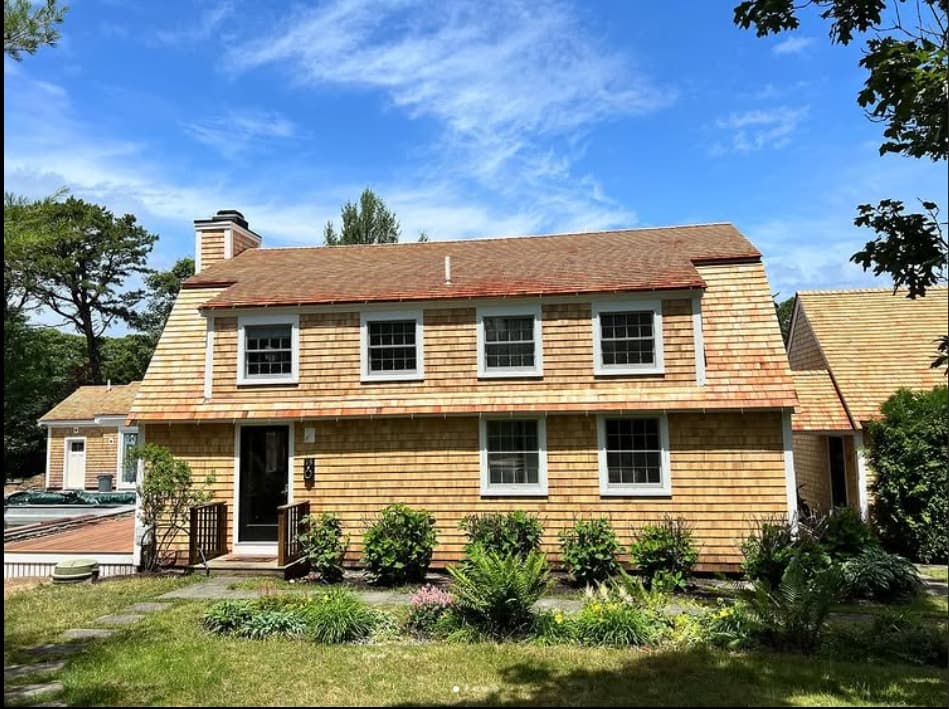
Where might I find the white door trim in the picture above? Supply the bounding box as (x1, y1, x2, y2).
(232, 422, 294, 553)
(63, 436, 87, 489)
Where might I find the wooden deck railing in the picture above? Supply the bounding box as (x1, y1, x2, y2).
(189, 501, 228, 566)
(277, 500, 310, 567)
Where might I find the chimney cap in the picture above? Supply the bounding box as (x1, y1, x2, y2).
(212, 209, 248, 229)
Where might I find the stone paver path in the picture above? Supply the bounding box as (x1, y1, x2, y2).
(62, 628, 115, 641)
(4, 681, 64, 704)
(4, 661, 65, 682)
(94, 614, 144, 626)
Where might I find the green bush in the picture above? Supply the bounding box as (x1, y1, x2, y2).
(823, 610, 948, 667)
(203, 600, 255, 634)
(696, 600, 757, 650)
(447, 547, 549, 638)
(839, 547, 922, 602)
(867, 386, 948, 563)
(531, 609, 578, 645)
(629, 516, 698, 584)
(298, 512, 349, 583)
(740, 516, 829, 588)
(559, 517, 620, 586)
(743, 555, 843, 654)
(574, 587, 666, 647)
(819, 507, 878, 559)
(237, 609, 307, 639)
(299, 588, 380, 643)
(459, 511, 542, 559)
(362, 504, 437, 585)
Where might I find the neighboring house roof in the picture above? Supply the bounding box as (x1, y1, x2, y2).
(789, 287, 947, 428)
(40, 382, 141, 424)
(790, 370, 853, 432)
(184, 224, 761, 309)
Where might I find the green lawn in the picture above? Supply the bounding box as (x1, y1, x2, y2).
(4, 578, 947, 707)
(834, 592, 948, 620)
(919, 565, 949, 583)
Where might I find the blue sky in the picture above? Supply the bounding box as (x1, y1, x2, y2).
(4, 0, 946, 302)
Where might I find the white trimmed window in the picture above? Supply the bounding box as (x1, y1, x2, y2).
(360, 310, 424, 382)
(476, 305, 543, 378)
(117, 427, 139, 488)
(592, 300, 664, 375)
(480, 418, 547, 496)
(237, 314, 300, 385)
(597, 415, 671, 496)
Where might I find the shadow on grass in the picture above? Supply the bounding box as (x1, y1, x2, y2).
(395, 645, 946, 707)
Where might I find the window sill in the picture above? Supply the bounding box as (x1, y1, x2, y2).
(480, 487, 548, 497)
(593, 367, 664, 377)
(477, 370, 544, 379)
(599, 487, 671, 497)
(360, 373, 424, 383)
(236, 377, 299, 386)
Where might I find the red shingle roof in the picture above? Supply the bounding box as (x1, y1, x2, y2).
(185, 224, 760, 309)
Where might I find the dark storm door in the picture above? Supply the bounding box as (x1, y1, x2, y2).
(828, 436, 848, 508)
(238, 425, 289, 542)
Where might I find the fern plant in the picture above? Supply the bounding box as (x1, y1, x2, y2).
(447, 546, 549, 637)
(744, 555, 843, 654)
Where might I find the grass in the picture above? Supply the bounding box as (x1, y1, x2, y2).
(3, 574, 195, 665)
(834, 592, 948, 620)
(919, 565, 948, 583)
(48, 602, 946, 707)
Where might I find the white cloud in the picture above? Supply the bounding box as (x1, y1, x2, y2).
(772, 36, 815, 55)
(715, 106, 809, 153)
(155, 1, 233, 46)
(183, 109, 297, 158)
(225, 0, 669, 232)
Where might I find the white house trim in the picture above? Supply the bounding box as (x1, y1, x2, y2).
(476, 303, 544, 379)
(479, 416, 548, 497)
(691, 294, 706, 385)
(232, 421, 294, 554)
(853, 430, 869, 519)
(115, 425, 140, 490)
(204, 315, 215, 399)
(194, 230, 202, 273)
(596, 414, 672, 496)
(782, 411, 798, 524)
(236, 313, 300, 386)
(223, 227, 233, 259)
(44, 430, 52, 488)
(359, 309, 425, 383)
(39, 415, 127, 428)
(592, 298, 665, 376)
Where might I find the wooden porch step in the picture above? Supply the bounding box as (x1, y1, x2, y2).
(190, 554, 308, 579)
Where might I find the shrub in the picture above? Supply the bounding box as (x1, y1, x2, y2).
(823, 610, 948, 667)
(237, 609, 307, 639)
(839, 547, 922, 601)
(447, 547, 549, 637)
(696, 600, 757, 650)
(203, 600, 255, 634)
(819, 507, 877, 559)
(299, 588, 380, 643)
(532, 609, 578, 645)
(629, 516, 698, 584)
(743, 555, 843, 654)
(867, 386, 948, 563)
(362, 504, 437, 585)
(459, 511, 542, 559)
(406, 583, 454, 636)
(574, 586, 666, 647)
(559, 517, 620, 586)
(740, 515, 829, 588)
(298, 512, 349, 583)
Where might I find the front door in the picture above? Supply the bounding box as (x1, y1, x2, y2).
(64, 438, 86, 489)
(238, 425, 289, 543)
(828, 436, 848, 508)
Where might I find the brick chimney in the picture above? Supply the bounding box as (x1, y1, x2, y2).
(193, 209, 262, 274)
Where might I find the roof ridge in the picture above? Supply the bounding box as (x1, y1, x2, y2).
(239, 222, 739, 253)
(798, 285, 949, 296)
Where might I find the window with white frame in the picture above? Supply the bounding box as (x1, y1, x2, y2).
(360, 310, 424, 381)
(237, 314, 299, 385)
(480, 418, 547, 496)
(477, 305, 543, 377)
(592, 300, 664, 375)
(118, 429, 139, 487)
(597, 416, 671, 496)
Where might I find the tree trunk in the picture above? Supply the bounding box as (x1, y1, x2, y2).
(80, 309, 102, 384)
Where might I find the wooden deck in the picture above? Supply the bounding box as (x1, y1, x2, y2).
(196, 553, 308, 579)
(4, 514, 134, 554)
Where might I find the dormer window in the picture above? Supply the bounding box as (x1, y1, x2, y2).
(592, 300, 664, 375)
(237, 314, 299, 386)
